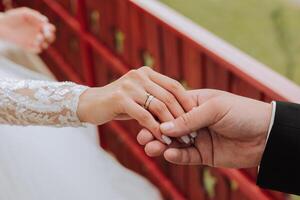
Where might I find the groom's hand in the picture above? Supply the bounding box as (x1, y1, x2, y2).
(137, 89, 273, 168)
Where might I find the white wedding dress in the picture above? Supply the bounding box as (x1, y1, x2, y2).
(0, 41, 161, 200)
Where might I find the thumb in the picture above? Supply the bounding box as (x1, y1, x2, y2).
(160, 102, 217, 137)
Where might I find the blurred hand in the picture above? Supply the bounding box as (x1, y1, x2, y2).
(0, 7, 56, 53)
(77, 67, 195, 144)
(137, 89, 272, 168)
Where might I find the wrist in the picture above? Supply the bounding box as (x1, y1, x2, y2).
(77, 88, 92, 123)
(77, 87, 115, 125)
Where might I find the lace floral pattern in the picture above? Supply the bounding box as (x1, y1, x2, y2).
(0, 79, 88, 127)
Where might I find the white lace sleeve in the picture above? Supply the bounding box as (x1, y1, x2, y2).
(0, 79, 88, 127)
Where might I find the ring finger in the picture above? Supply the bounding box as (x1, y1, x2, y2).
(144, 81, 194, 143)
(128, 86, 174, 123)
(144, 80, 185, 117)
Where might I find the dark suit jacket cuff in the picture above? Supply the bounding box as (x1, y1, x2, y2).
(257, 101, 300, 195)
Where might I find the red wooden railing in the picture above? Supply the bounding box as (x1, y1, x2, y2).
(7, 0, 300, 199)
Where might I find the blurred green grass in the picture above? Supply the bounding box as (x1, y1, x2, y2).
(291, 194, 300, 200)
(160, 0, 300, 84)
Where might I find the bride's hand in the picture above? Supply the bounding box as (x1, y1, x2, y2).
(77, 67, 195, 143)
(0, 7, 56, 53)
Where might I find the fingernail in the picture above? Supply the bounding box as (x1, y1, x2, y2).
(181, 135, 190, 144)
(190, 131, 198, 138)
(191, 137, 195, 144)
(162, 135, 172, 145)
(43, 26, 52, 38)
(160, 122, 174, 132)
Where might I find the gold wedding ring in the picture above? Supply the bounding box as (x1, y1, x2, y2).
(144, 93, 155, 110)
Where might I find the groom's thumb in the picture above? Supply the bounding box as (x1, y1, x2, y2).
(160, 104, 215, 137)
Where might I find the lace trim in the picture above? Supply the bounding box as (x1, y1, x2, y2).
(0, 79, 88, 127)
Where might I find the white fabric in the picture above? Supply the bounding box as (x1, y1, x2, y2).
(258, 101, 276, 171)
(0, 42, 161, 200)
(266, 101, 276, 143)
(0, 79, 87, 126)
(0, 40, 55, 78)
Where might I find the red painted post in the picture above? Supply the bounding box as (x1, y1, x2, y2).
(46, 47, 82, 83)
(0, 2, 4, 11)
(76, 0, 94, 86)
(161, 28, 181, 80)
(181, 42, 206, 200)
(205, 59, 230, 91)
(108, 122, 186, 200)
(181, 41, 205, 89)
(128, 4, 145, 68)
(143, 14, 162, 72)
(159, 27, 192, 197)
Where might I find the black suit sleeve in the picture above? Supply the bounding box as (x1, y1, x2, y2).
(257, 101, 300, 195)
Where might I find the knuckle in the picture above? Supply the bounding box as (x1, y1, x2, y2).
(154, 102, 168, 114)
(23, 8, 34, 16)
(139, 114, 158, 131)
(127, 69, 136, 75)
(112, 90, 126, 102)
(170, 81, 183, 92)
(20, 7, 30, 12)
(126, 69, 137, 78)
(120, 79, 134, 91)
(139, 113, 151, 124)
(127, 69, 144, 81)
(22, 13, 30, 21)
(179, 113, 192, 130)
(139, 66, 152, 73)
(164, 94, 176, 106)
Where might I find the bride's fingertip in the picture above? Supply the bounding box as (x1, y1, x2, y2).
(164, 148, 180, 163)
(144, 141, 166, 157)
(47, 24, 56, 35)
(42, 25, 52, 39)
(137, 129, 154, 145)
